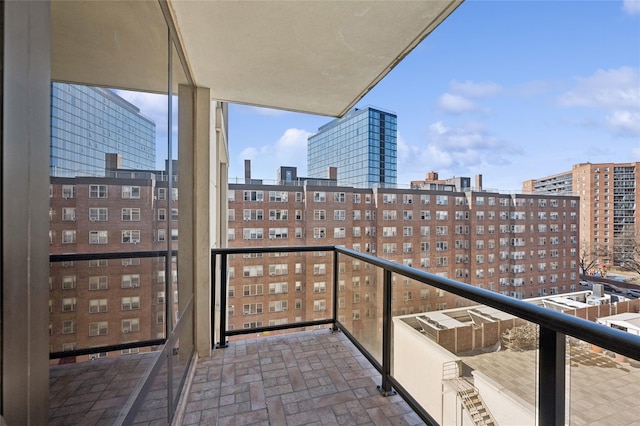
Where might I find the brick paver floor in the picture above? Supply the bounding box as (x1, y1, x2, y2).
(181, 330, 423, 425)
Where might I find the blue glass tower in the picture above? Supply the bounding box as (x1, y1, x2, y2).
(50, 83, 156, 177)
(307, 106, 397, 188)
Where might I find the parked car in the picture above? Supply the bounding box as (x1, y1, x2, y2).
(579, 280, 592, 289)
(626, 288, 640, 298)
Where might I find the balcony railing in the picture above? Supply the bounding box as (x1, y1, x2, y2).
(49, 249, 191, 424)
(212, 245, 640, 426)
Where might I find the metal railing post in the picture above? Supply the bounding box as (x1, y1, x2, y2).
(211, 250, 217, 348)
(538, 326, 565, 426)
(216, 252, 228, 348)
(332, 249, 339, 330)
(379, 268, 394, 396)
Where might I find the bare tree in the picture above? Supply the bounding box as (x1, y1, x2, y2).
(579, 242, 609, 276)
(613, 233, 640, 275)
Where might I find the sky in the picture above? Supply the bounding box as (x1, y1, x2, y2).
(227, 0, 640, 191)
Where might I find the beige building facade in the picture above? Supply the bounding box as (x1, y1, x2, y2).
(524, 162, 639, 271)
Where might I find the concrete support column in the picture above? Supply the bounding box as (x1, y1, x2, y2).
(2, 1, 51, 424)
(181, 87, 229, 357)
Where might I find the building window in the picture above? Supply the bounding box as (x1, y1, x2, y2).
(314, 192, 326, 202)
(62, 275, 76, 289)
(269, 300, 288, 312)
(62, 320, 76, 335)
(122, 274, 141, 288)
(313, 300, 326, 311)
(121, 296, 140, 311)
(157, 229, 166, 241)
(89, 321, 108, 336)
(243, 228, 264, 240)
(313, 228, 326, 239)
(268, 228, 288, 239)
(313, 210, 326, 220)
(269, 209, 288, 220)
(314, 282, 326, 293)
(89, 207, 108, 221)
(242, 265, 264, 277)
(269, 191, 288, 202)
(89, 276, 108, 290)
(122, 230, 141, 244)
(243, 190, 264, 202)
(89, 230, 108, 244)
(62, 207, 76, 221)
(122, 208, 141, 221)
(243, 303, 264, 315)
(269, 282, 288, 294)
(243, 284, 264, 296)
(122, 319, 140, 333)
(171, 209, 179, 221)
(157, 188, 166, 200)
(62, 185, 76, 199)
(89, 299, 108, 313)
(122, 186, 141, 199)
(89, 185, 108, 198)
(62, 230, 76, 244)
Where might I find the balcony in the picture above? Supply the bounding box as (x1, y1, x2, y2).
(48, 246, 640, 424)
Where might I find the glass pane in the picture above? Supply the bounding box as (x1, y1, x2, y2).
(225, 250, 334, 339)
(393, 283, 537, 426)
(338, 254, 383, 363)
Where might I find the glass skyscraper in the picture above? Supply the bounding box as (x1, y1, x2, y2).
(50, 83, 156, 177)
(307, 106, 397, 188)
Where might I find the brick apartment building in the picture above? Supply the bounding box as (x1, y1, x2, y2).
(523, 162, 638, 270)
(226, 168, 580, 333)
(49, 171, 178, 360)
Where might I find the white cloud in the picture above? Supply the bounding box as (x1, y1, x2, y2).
(606, 110, 640, 136)
(437, 93, 479, 114)
(437, 80, 502, 114)
(623, 0, 640, 15)
(558, 67, 640, 137)
(449, 80, 503, 98)
(395, 121, 523, 185)
(236, 128, 312, 180)
(558, 67, 639, 109)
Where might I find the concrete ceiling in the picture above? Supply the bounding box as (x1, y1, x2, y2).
(52, 0, 462, 117)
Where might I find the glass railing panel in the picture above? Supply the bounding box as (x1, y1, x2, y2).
(225, 250, 334, 338)
(566, 307, 640, 425)
(391, 282, 537, 426)
(171, 299, 194, 413)
(132, 355, 170, 423)
(337, 254, 383, 363)
(49, 255, 168, 361)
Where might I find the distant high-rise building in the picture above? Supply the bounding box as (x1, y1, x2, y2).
(51, 83, 156, 177)
(307, 106, 397, 188)
(523, 162, 639, 269)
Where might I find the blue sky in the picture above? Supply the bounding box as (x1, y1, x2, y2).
(228, 0, 640, 191)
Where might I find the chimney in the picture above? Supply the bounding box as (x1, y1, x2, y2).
(244, 159, 251, 180)
(328, 167, 337, 180)
(475, 174, 483, 191)
(426, 171, 438, 181)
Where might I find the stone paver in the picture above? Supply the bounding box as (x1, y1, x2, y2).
(49, 330, 421, 424)
(181, 330, 419, 425)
